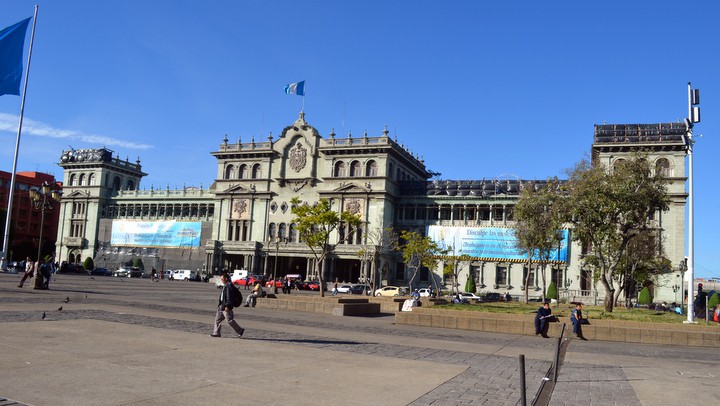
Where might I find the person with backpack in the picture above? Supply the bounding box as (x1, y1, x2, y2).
(210, 273, 245, 339)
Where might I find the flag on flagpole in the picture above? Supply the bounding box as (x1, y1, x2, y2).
(0, 17, 31, 97)
(284, 80, 305, 96)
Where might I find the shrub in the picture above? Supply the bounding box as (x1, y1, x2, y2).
(709, 292, 719, 309)
(132, 257, 144, 270)
(638, 286, 653, 305)
(82, 256, 94, 271)
(546, 281, 558, 300)
(465, 276, 476, 294)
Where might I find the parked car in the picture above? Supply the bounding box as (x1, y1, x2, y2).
(336, 284, 353, 294)
(458, 292, 481, 301)
(375, 286, 405, 297)
(89, 268, 112, 276)
(233, 275, 263, 287)
(418, 288, 432, 297)
(265, 279, 283, 288)
(479, 292, 503, 302)
(113, 268, 130, 277)
(304, 281, 321, 291)
(173, 269, 197, 281)
(350, 284, 372, 295)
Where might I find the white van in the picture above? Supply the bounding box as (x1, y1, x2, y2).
(172, 269, 197, 281)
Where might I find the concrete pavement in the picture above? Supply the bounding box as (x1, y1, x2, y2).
(1, 272, 718, 405)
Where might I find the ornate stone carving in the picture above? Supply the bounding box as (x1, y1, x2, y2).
(345, 198, 363, 217)
(232, 199, 249, 219)
(285, 179, 308, 192)
(288, 143, 307, 173)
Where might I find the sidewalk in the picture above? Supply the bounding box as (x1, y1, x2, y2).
(1, 272, 719, 405)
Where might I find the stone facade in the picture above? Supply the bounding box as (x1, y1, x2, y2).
(53, 114, 687, 303)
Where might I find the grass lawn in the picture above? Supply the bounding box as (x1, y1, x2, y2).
(433, 301, 715, 325)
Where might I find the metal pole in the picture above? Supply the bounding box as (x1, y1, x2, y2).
(1, 6, 39, 270)
(272, 239, 278, 294)
(33, 191, 47, 290)
(553, 323, 565, 382)
(685, 82, 696, 323)
(519, 354, 526, 406)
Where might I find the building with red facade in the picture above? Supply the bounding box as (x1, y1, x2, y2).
(0, 170, 62, 264)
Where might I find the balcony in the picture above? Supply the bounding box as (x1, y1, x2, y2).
(64, 236, 85, 247)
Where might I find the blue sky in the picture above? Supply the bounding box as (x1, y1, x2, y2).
(1, 1, 718, 279)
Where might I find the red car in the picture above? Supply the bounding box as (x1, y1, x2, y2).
(233, 276, 262, 287)
(265, 279, 283, 288)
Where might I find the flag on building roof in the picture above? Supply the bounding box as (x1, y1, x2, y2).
(284, 80, 305, 96)
(0, 17, 31, 97)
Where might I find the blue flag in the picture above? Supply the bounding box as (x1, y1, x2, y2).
(284, 80, 305, 96)
(0, 17, 31, 97)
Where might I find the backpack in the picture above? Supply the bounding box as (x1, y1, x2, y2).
(229, 284, 243, 307)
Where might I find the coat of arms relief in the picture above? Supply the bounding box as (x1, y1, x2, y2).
(288, 143, 307, 173)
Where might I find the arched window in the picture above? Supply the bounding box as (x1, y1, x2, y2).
(251, 164, 262, 179)
(238, 164, 248, 179)
(126, 180, 135, 190)
(88, 173, 96, 186)
(78, 174, 86, 186)
(268, 223, 276, 240)
(350, 161, 362, 177)
(655, 158, 671, 177)
(289, 223, 297, 243)
(278, 223, 287, 239)
(365, 160, 378, 176)
(69, 174, 76, 186)
(388, 162, 395, 180)
(225, 165, 235, 180)
(334, 161, 346, 177)
(612, 159, 626, 173)
(112, 176, 121, 191)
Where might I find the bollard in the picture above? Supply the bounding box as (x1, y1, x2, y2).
(553, 323, 566, 383)
(519, 354, 526, 406)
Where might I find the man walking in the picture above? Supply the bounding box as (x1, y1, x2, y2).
(210, 273, 245, 339)
(17, 257, 34, 288)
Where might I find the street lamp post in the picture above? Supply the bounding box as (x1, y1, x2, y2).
(271, 237, 288, 294)
(684, 82, 701, 323)
(29, 182, 59, 290)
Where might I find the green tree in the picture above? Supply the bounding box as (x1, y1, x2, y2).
(291, 197, 362, 297)
(132, 257, 144, 270)
(566, 154, 669, 312)
(513, 178, 567, 303)
(708, 292, 719, 310)
(82, 256, 94, 271)
(637, 286, 653, 305)
(396, 230, 443, 294)
(546, 280, 558, 300)
(617, 231, 670, 308)
(465, 273, 477, 294)
(440, 245, 473, 296)
(357, 226, 398, 296)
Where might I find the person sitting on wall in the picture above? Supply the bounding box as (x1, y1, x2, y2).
(534, 302, 553, 338)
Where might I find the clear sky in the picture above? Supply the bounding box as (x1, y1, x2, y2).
(1, 1, 718, 279)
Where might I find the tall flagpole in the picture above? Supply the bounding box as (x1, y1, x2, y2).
(1, 6, 38, 269)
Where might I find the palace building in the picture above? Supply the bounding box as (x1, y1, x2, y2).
(54, 113, 688, 303)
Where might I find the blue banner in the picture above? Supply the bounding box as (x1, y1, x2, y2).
(111, 220, 201, 248)
(427, 226, 568, 262)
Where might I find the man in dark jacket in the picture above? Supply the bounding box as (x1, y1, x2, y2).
(534, 302, 553, 337)
(210, 273, 245, 339)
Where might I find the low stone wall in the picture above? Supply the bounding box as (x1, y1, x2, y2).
(256, 295, 380, 316)
(395, 307, 720, 348)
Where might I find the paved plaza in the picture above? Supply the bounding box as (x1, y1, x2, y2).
(1, 272, 718, 405)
